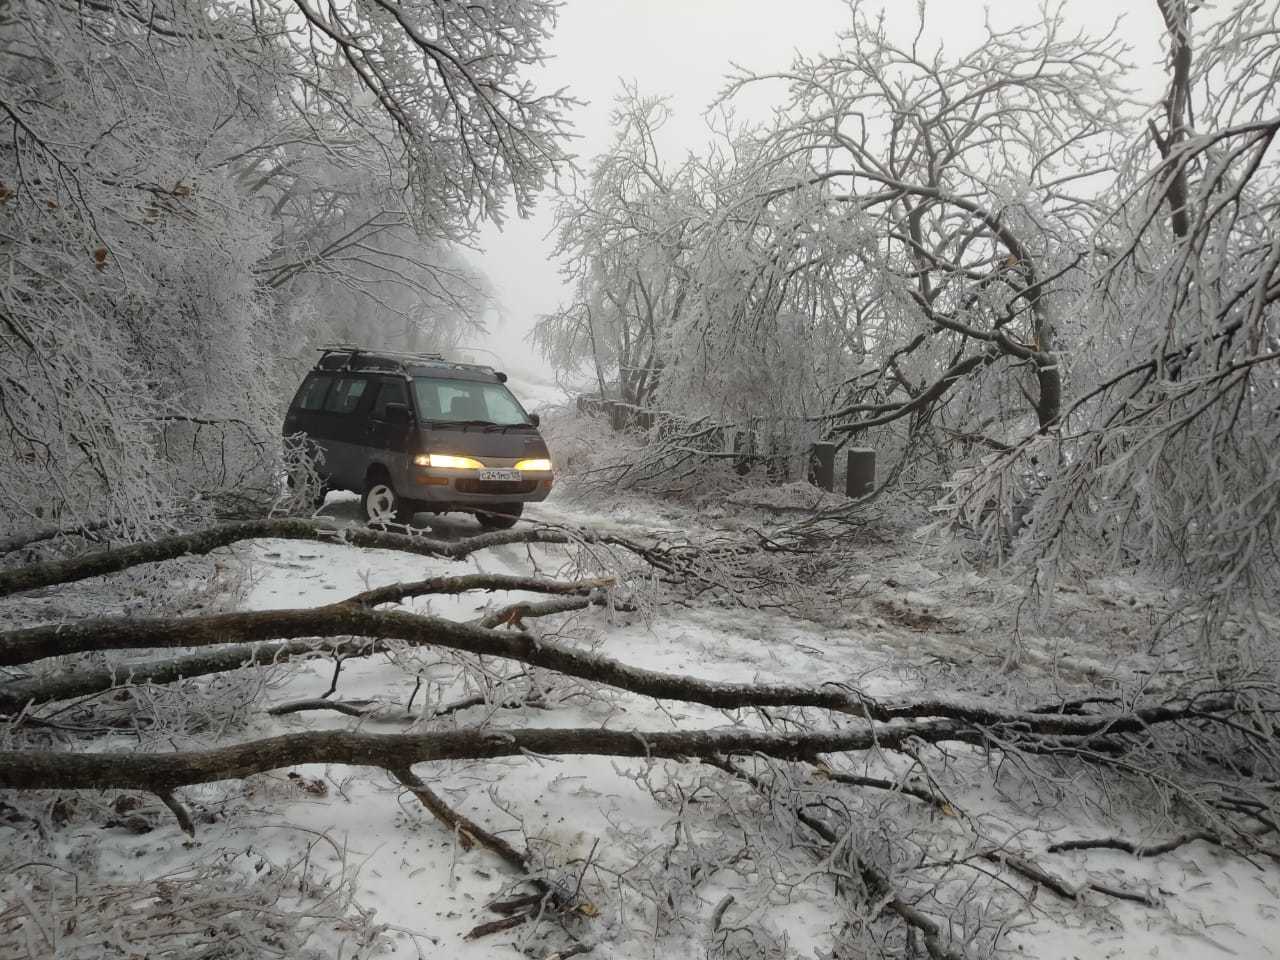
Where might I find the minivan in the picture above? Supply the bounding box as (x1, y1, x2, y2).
(284, 347, 553, 528)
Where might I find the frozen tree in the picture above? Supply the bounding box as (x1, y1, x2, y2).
(683, 2, 1129, 440)
(1, 0, 282, 535)
(1013, 0, 1280, 621)
(240, 121, 495, 354)
(553, 3, 1132, 490)
(251, 0, 571, 237)
(535, 92, 692, 408)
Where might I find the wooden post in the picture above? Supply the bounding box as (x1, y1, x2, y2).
(766, 437, 788, 483)
(808, 442, 835, 492)
(607, 402, 626, 432)
(846, 448, 875, 498)
(732, 430, 754, 476)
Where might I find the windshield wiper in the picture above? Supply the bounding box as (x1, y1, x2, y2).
(426, 418, 527, 432)
(445, 418, 502, 432)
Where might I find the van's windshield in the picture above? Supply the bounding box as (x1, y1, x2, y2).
(412, 377, 532, 427)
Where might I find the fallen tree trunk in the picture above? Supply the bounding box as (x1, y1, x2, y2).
(3, 695, 1254, 956)
(0, 518, 658, 598)
(0, 721, 1031, 791)
(0, 594, 624, 714)
(0, 726, 993, 953)
(348, 572, 616, 608)
(1, 600, 1244, 737)
(0, 640, 357, 714)
(0, 586, 617, 668)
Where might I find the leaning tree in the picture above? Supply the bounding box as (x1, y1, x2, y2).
(1010, 0, 1280, 627)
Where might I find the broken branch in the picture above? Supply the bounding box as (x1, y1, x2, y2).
(0, 518, 649, 598)
(1047, 832, 1220, 858)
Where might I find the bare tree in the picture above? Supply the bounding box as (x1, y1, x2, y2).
(551, 4, 1132, 494)
(678, 2, 1129, 444)
(535, 92, 692, 408)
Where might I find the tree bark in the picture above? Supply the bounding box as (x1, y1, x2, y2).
(0, 594, 622, 713)
(0, 639, 371, 714)
(348, 573, 615, 608)
(1, 598, 1240, 737)
(1154, 0, 1193, 240)
(0, 518, 656, 598)
(0, 722, 995, 792)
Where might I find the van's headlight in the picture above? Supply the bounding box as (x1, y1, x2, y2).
(416, 453, 484, 469)
(514, 458, 553, 472)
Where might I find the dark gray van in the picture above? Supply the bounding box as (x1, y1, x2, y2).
(284, 347, 553, 528)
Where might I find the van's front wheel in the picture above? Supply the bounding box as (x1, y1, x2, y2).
(363, 476, 416, 526)
(476, 503, 523, 530)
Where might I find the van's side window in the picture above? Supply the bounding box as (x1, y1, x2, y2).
(372, 379, 409, 418)
(295, 374, 333, 412)
(323, 377, 368, 414)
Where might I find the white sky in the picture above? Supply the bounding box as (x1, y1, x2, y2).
(465, 0, 1169, 375)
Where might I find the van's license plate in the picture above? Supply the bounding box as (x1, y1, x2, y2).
(477, 469, 521, 482)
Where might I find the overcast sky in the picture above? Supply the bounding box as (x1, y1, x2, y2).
(465, 0, 1168, 375)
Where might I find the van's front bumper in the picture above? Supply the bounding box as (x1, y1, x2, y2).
(406, 467, 554, 504)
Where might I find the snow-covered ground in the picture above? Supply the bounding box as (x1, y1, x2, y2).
(5, 485, 1278, 959)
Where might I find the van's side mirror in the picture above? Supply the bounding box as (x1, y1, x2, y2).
(384, 403, 412, 425)
(528, 412, 541, 428)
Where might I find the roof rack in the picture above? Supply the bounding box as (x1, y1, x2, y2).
(318, 344, 446, 364)
(314, 345, 506, 382)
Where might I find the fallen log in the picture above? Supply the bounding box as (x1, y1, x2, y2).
(0, 721, 987, 792)
(0, 518, 657, 598)
(1, 601, 1245, 741)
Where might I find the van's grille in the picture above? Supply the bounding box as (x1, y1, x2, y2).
(456, 478, 538, 495)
